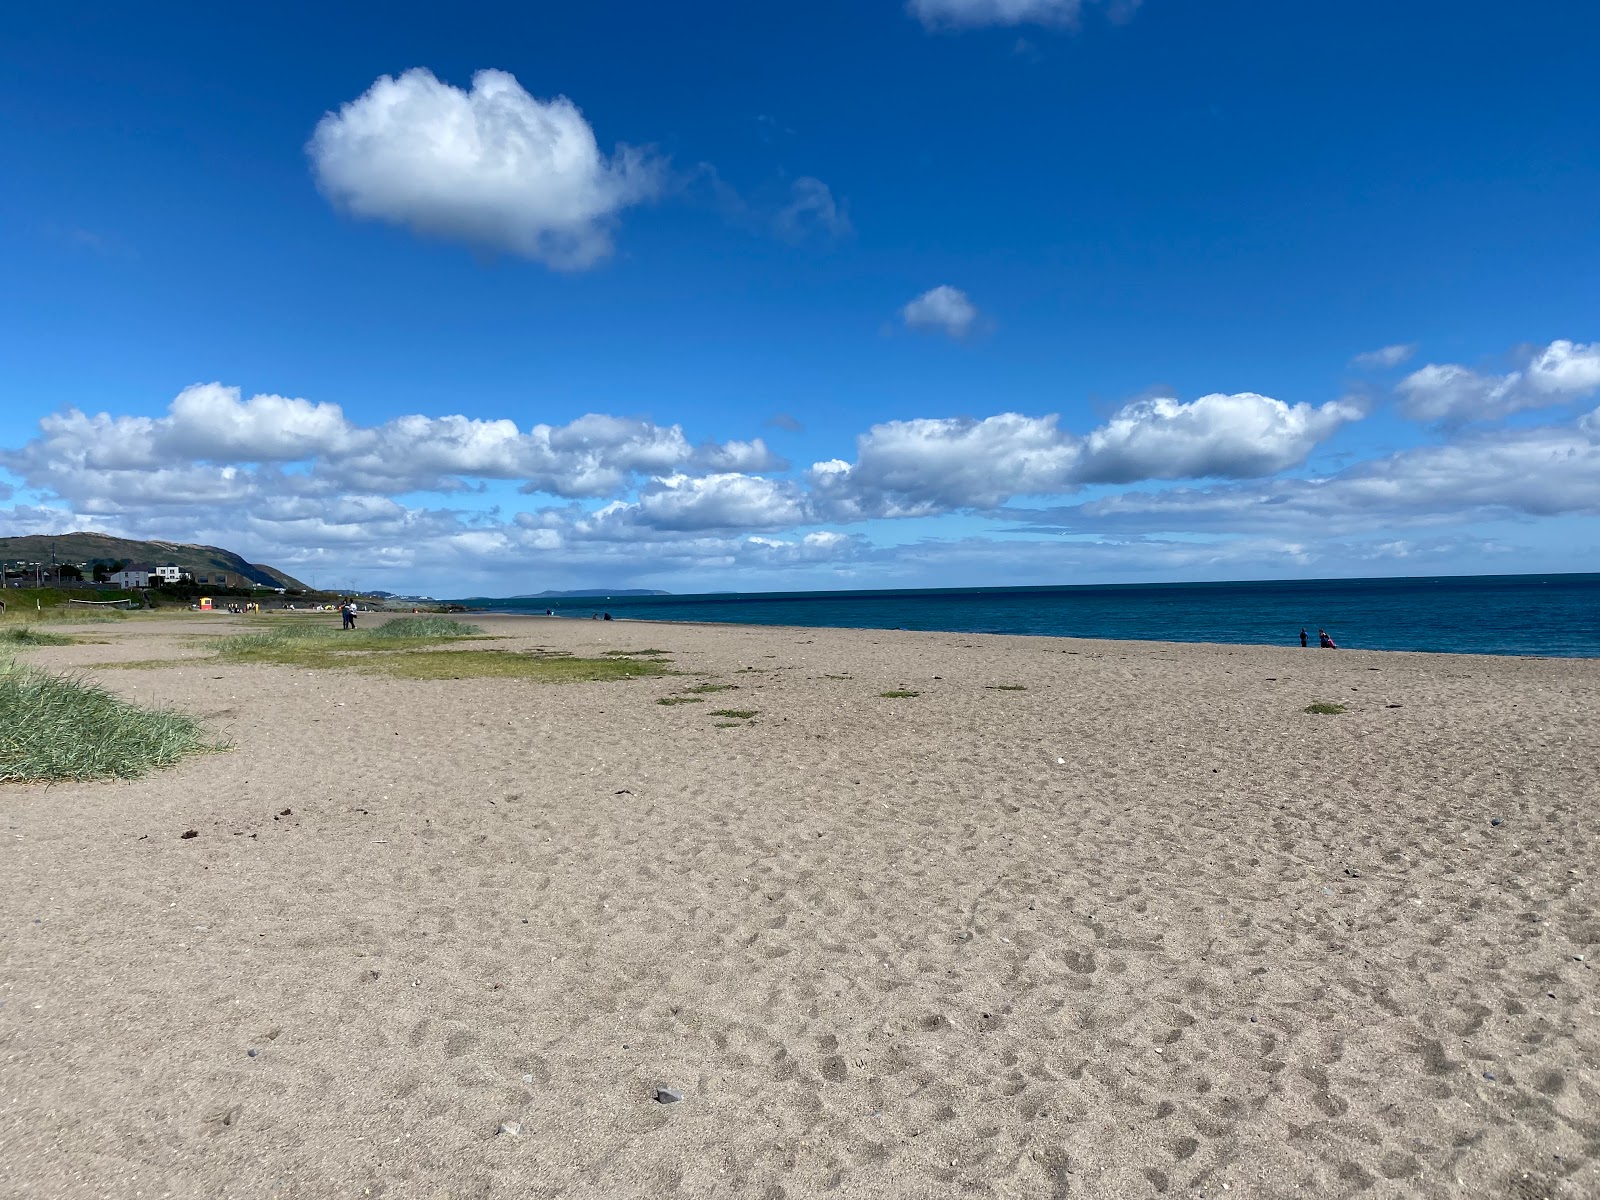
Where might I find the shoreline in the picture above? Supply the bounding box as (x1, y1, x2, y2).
(3, 612, 1596, 1197)
(461, 606, 1600, 662)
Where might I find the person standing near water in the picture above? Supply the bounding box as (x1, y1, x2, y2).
(1300, 628, 1308, 647)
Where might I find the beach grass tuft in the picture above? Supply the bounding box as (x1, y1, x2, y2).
(682, 682, 735, 694)
(0, 657, 222, 782)
(656, 695, 704, 705)
(1304, 701, 1348, 715)
(1, 626, 76, 647)
(604, 648, 670, 657)
(987, 684, 1027, 691)
(710, 709, 758, 719)
(880, 690, 921, 699)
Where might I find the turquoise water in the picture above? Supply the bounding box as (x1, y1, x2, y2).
(461, 573, 1600, 658)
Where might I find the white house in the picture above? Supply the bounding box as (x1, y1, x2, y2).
(108, 567, 151, 588)
(152, 563, 188, 584)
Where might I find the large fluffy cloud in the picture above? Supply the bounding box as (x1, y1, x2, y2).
(809, 413, 1079, 518)
(1077, 392, 1363, 484)
(1397, 339, 1600, 424)
(599, 473, 806, 534)
(808, 392, 1360, 518)
(308, 68, 661, 268)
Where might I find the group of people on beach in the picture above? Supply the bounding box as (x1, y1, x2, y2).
(340, 600, 359, 630)
(1299, 627, 1338, 648)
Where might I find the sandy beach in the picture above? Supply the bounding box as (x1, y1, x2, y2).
(2, 613, 1596, 1199)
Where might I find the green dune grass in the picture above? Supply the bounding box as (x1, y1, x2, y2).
(0, 658, 222, 782)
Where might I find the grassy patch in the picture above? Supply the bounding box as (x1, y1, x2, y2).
(211, 619, 485, 667)
(682, 682, 735, 694)
(0, 658, 222, 782)
(365, 616, 483, 639)
(880, 690, 921, 699)
(823, 674, 852, 680)
(0, 626, 75, 647)
(713, 721, 743, 728)
(656, 695, 704, 705)
(710, 709, 758, 720)
(154, 615, 671, 684)
(1304, 701, 1348, 715)
(987, 684, 1027, 691)
(604, 648, 670, 657)
(364, 650, 672, 682)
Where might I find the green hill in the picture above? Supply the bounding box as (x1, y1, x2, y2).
(0, 533, 308, 590)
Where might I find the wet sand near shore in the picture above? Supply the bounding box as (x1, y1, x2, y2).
(3, 613, 1597, 1199)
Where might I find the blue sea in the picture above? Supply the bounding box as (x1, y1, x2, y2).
(461, 573, 1600, 658)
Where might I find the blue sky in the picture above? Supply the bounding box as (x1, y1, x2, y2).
(2, 0, 1597, 595)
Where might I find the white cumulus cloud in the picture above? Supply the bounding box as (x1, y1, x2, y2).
(1077, 392, 1363, 484)
(1397, 339, 1600, 425)
(631, 473, 807, 532)
(810, 413, 1078, 519)
(901, 286, 980, 338)
(308, 68, 662, 268)
(809, 392, 1358, 518)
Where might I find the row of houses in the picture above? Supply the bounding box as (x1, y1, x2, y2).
(107, 563, 232, 588)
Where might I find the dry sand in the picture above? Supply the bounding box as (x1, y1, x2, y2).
(2, 613, 1597, 1199)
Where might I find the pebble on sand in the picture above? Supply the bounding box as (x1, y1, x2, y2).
(496, 1121, 522, 1137)
(655, 1087, 684, 1104)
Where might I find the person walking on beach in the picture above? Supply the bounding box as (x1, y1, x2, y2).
(1300, 627, 1308, 648)
(340, 600, 355, 630)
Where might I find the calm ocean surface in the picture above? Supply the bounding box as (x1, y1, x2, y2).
(462, 574, 1600, 658)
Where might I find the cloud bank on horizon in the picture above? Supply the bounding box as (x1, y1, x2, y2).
(4, 338, 1597, 591)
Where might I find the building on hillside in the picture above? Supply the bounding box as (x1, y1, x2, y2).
(152, 563, 189, 584)
(108, 565, 152, 588)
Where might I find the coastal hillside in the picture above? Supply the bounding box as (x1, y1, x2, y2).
(0, 532, 308, 590)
